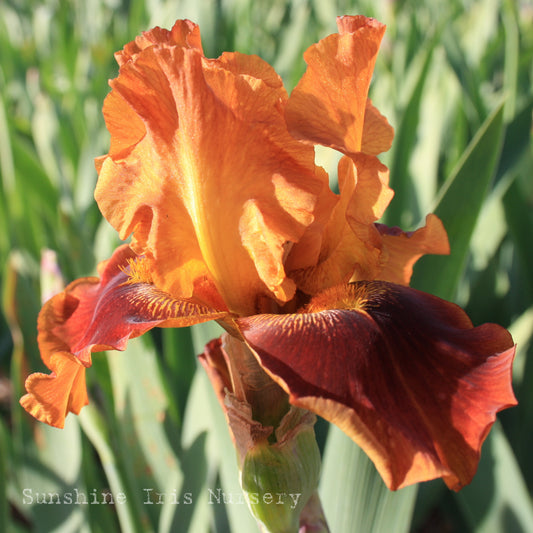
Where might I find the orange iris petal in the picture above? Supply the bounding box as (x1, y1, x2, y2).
(289, 154, 394, 294)
(377, 214, 450, 285)
(20, 244, 227, 426)
(285, 15, 392, 156)
(237, 281, 516, 490)
(361, 100, 394, 155)
(20, 352, 88, 429)
(115, 19, 204, 65)
(95, 21, 327, 316)
(38, 245, 225, 365)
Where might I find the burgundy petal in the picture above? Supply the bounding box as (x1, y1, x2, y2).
(237, 281, 516, 490)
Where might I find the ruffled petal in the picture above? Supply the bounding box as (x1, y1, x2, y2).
(95, 21, 326, 316)
(361, 100, 394, 155)
(285, 15, 392, 156)
(344, 153, 394, 252)
(21, 245, 227, 426)
(289, 154, 393, 294)
(20, 352, 88, 429)
(116, 19, 204, 66)
(37, 244, 227, 367)
(237, 281, 516, 490)
(376, 214, 450, 285)
(216, 51, 285, 89)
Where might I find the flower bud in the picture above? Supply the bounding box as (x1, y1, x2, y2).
(239, 407, 322, 533)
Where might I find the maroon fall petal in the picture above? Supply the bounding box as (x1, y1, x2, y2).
(237, 281, 516, 490)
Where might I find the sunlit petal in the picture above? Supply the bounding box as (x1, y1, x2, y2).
(377, 214, 450, 285)
(20, 352, 88, 429)
(237, 281, 516, 490)
(39, 245, 227, 366)
(95, 21, 326, 315)
(344, 153, 394, 254)
(361, 100, 394, 155)
(289, 154, 393, 294)
(285, 16, 392, 156)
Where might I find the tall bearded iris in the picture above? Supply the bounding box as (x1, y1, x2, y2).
(21, 14, 515, 516)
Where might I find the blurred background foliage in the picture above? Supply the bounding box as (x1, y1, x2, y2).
(0, 0, 532, 531)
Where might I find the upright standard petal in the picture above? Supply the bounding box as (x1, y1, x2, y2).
(20, 245, 227, 427)
(285, 16, 393, 156)
(237, 281, 516, 490)
(116, 19, 204, 66)
(96, 21, 327, 316)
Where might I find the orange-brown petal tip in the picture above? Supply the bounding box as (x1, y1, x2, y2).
(336, 15, 386, 34)
(237, 281, 516, 490)
(377, 214, 450, 285)
(20, 352, 88, 429)
(116, 19, 203, 67)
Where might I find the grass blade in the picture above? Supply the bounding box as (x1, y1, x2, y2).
(320, 425, 416, 533)
(411, 101, 506, 300)
(454, 423, 533, 532)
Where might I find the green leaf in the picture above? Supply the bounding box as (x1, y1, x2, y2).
(79, 405, 146, 533)
(181, 369, 219, 533)
(508, 307, 533, 386)
(411, 102, 506, 300)
(79, 435, 121, 533)
(502, 0, 519, 121)
(0, 419, 8, 533)
(442, 24, 487, 124)
(183, 322, 260, 532)
(385, 29, 440, 227)
(105, 336, 183, 531)
(160, 432, 208, 533)
(12, 418, 90, 533)
(320, 425, 417, 533)
(504, 176, 533, 299)
(497, 98, 533, 181)
(454, 423, 533, 533)
(157, 326, 196, 427)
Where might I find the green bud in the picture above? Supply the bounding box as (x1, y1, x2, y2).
(240, 407, 321, 533)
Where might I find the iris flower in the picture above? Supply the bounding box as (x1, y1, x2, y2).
(21, 16, 516, 493)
